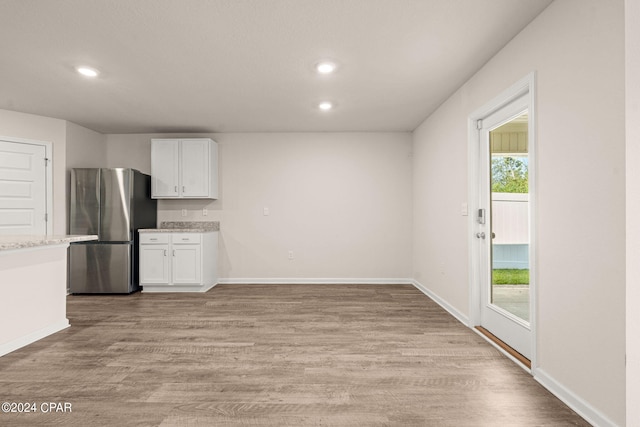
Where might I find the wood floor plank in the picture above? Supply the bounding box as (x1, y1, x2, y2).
(0, 284, 590, 426)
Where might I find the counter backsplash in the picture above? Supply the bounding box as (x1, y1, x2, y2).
(160, 221, 220, 231)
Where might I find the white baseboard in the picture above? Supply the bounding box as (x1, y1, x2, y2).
(535, 368, 619, 427)
(216, 278, 414, 285)
(410, 279, 470, 326)
(0, 319, 70, 357)
(142, 283, 217, 293)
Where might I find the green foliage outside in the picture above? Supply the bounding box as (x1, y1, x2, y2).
(492, 156, 528, 193)
(492, 269, 529, 285)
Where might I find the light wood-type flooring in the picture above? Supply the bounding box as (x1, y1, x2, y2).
(0, 284, 590, 426)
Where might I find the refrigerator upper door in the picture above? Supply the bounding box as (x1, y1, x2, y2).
(100, 168, 132, 242)
(69, 168, 101, 237)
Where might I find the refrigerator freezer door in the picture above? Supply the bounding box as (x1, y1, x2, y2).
(100, 168, 132, 242)
(69, 168, 100, 237)
(69, 243, 135, 293)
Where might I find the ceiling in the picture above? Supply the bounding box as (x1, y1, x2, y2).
(0, 0, 553, 134)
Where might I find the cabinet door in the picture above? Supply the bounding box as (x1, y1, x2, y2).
(151, 139, 180, 198)
(171, 244, 201, 284)
(180, 139, 209, 197)
(140, 244, 170, 284)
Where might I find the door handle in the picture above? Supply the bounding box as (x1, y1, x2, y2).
(476, 232, 486, 239)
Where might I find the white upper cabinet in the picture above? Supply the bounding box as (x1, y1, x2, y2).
(151, 138, 218, 199)
(151, 139, 180, 197)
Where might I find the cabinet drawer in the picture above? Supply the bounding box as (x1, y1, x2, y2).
(171, 233, 201, 244)
(140, 233, 169, 244)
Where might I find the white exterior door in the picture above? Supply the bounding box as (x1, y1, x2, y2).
(470, 74, 536, 366)
(477, 94, 532, 360)
(0, 140, 48, 235)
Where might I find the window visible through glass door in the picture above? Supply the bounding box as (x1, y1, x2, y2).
(490, 112, 530, 323)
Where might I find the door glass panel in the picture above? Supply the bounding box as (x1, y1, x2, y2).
(489, 112, 530, 323)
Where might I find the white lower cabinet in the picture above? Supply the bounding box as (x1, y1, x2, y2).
(139, 231, 217, 292)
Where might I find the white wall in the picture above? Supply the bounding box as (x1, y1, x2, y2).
(66, 121, 106, 169)
(104, 133, 154, 173)
(0, 109, 67, 234)
(626, 0, 640, 425)
(412, 0, 625, 425)
(0, 246, 69, 356)
(105, 132, 413, 281)
(65, 121, 106, 232)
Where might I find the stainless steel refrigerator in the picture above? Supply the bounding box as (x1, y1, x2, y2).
(69, 168, 157, 293)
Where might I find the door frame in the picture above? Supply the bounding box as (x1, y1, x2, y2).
(0, 135, 53, 235)
(467, 72, 537, 372)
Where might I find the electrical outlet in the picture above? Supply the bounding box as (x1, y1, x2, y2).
(263, 207, 270, 216)
(288, 250, 294, 260)
(181, 209, 187, 217)
(202, 208, 208, 216)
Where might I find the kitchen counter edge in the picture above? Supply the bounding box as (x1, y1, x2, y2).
(0, 235, 98, 252)
(138, 228, 218, 233)
(139, 221, 220, 233)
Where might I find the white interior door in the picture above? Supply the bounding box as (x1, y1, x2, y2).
(0, 140, 48, 235)
(475, 91, 534, 361)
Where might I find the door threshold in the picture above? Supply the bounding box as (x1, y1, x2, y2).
(475, 326, 531, 369)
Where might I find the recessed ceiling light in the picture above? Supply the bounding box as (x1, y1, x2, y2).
(318, 101, 333, 111)
(316, 62, 336, 74)
(76, 66, 99, 77)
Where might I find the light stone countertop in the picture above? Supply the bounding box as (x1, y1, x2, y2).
(0, 234, 98, 252)
(139, 221, 220, 233)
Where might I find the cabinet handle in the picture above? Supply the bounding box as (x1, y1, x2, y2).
(150, 238, 157, 241)
(182, 186, 186, 192)
(163, 249, 167, 256)
(174, 186, 178, 193)
(173, 250, 176, 257)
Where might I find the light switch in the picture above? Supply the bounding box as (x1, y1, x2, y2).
(263, 207, 269, 216)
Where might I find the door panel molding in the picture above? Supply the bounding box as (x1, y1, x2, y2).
(0, 135, 53, 235)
